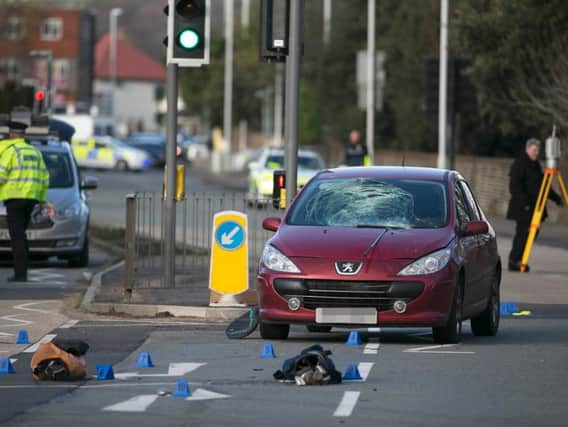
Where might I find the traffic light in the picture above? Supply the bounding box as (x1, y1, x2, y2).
(273, 170, 286, 209)
(260, 0, 289, 62)
(166, 0, 210, 67)
(34, 90, 45, 114)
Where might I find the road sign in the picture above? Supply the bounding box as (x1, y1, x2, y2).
(209, 211, 248, 296)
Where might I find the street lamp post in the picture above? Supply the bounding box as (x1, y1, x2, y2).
(109, 7, 123, 134)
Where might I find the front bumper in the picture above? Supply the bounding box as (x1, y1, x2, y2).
(0, 215, 87, 256)
(257, 262, 458, 327)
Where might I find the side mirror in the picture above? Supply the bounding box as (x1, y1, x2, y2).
(81, 176, 98, 190)
(462, 220, 488, 236)
(262, 217, 281, 232)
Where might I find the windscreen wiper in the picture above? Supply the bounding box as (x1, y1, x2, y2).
(355, 224, 407, 229)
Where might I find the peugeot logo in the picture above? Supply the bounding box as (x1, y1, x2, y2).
(335, 261, 362, 275)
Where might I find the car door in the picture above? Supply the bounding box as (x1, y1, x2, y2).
(454, 182, 481, 313)
(459, 181, 493, 307)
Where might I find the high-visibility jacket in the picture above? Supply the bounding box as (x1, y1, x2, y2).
(0, 138, 50, 202)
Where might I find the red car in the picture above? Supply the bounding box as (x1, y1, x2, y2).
(258, 166, 501, 343)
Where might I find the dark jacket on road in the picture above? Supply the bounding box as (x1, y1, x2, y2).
(506, 152, 561, 222)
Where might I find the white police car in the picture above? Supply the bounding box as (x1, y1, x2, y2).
(72, 136, 151, 171)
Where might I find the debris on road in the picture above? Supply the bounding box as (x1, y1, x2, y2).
(273, 345, 342, 386)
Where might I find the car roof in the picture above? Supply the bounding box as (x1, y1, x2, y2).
(318, 166, 451, 182)
(263, 148, 321, 158)
(28, 139, 73, 154)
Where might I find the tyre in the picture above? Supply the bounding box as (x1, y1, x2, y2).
(115, 160, 128, 171)
(433, 279, 463, 344)
(259, 321, 290, 340)
(471, 272, 500, 336)
(306, 325, 332, 333)
(68, 237, 89, 268)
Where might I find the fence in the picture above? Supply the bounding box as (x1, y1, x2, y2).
(124, 192, 278, 291)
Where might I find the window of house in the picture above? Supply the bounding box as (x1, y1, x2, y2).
(0, 58, 20, 80)
(4, 17, 25, 40)
(40, 17, 63, 41)
(53, 59, 70, 86)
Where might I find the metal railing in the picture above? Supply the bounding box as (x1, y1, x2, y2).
(124, 192, 279, 291)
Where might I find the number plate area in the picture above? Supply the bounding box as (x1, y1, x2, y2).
(315, 308, 377, 325)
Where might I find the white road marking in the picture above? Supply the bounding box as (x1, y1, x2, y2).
(0, 382, 203, 390)
(24, 334, 56, 353)
(114, 362, 206, 380)
(363, 343, 380, 354)
(10, 358, 16, 364)
(0, 332, 15, 337)
(103, 394, 158, 412)
(404, 344, 475, 354)
(186, 388, 231, 401)
(28, 269, 67, 285)
(357, 362, 374, 381)
(59, 320, 79, 329)
(0, 314, 34, 328)
(334, 391, 361, 417)
(13, 301, 58, 315)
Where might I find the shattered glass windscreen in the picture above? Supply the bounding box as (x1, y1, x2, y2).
(288, 178, 448, 229)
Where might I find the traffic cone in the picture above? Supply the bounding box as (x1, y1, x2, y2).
(345, 331, 362, 346)
(136, 352, 154, 368)
(96, 364, 115, 380)
(500, 301, 518, 315)
(0, 358, 15, 374)
(173, 379, 191, 397)
(342, 363, 362, 381)
(16, 330, 30, 345)
(259, 343, 276, 358)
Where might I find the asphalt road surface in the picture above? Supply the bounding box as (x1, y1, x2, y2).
(1, 308, 567, 427)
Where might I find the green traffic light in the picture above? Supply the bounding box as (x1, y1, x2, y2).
(177, 29, 200, 50)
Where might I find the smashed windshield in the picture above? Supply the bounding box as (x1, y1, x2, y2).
(287, 178, 448, 229)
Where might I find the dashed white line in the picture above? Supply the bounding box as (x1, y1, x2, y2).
(357, 362, 374, 381)
(363, 343, 380, 354)
(24, 334, 56, 353)
(60, 320, 79, 329)
(103, 394, 159, 412)
(403, 344, 475, 354)
(334, 391, 361, 417)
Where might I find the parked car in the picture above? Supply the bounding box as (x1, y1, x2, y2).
(257, 166, 501, 343)
(0, 137, 98, 267)
(248, 148, 325, 199)
(72, 136, 152, 171)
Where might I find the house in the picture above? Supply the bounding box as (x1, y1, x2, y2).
(0, 6, 95, 111)
(93, 34, 165, 136)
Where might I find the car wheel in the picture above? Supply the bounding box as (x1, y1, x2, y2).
(259, 321, 290, 340)
(432, 279, 463, 344)
(68, 237, 89, 268)
(471, 272, 500, 336)
(115, 160, 129, 171)
(306, 325, 332, 333)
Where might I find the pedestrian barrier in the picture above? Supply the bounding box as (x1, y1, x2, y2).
(136, 352, 154, 368)
(124, 192, 276, 291)
(173, 379, 191, 397)
(16, 330, 30, 344)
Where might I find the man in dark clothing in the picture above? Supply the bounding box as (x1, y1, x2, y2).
(506, 138, 563, 272)
(345, 130, 368, 166)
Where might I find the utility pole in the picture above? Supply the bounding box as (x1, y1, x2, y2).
(437, 0, 449, 169)
(109, 8, 123, 133)
(241, 0, 251, 32)
(366, 0, 376, 164)
(223, 0, 234, 155)
(323, 0, 332, 45)
(284, 0, 304, 207)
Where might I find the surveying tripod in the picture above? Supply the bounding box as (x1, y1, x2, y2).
(520, 128, 568, 272)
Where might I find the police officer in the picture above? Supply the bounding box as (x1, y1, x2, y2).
(0, 118, 50, 282)
(344, 129, 369, 166)
(506, 138, 563, 272)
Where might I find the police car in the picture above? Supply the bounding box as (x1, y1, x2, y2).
(248, 148, 325, 200)
(72, 136, 152, 171)
(0, 123, 97, 267)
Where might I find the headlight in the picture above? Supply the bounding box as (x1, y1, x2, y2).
(262, 244, 300, 273)
(56, 202, 82, 219)
(397, 248, 451, 276)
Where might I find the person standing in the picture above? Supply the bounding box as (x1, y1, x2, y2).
(0, 119, 50, 282)
(506, 138, 563, 272)
(344, 129, 370, 166)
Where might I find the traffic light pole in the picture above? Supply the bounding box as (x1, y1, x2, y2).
(164, 62, 178, 288)
(284, 0, 304, 207)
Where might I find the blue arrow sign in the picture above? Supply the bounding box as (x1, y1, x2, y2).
(215, 220, 245, 251)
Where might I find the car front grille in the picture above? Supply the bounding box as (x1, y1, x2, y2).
(274, 279, 424, 312)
